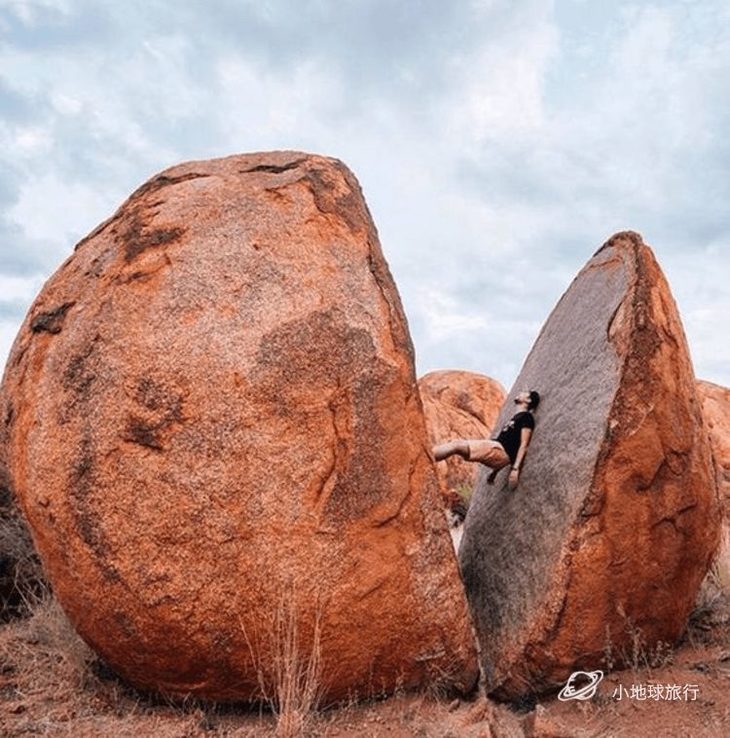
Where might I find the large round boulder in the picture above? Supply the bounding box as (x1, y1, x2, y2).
(0, 151, 478, 703)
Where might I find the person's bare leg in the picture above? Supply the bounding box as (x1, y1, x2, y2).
(433, 440, 470, 461)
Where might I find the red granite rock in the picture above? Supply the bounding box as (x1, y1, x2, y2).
(0, 151, 478, 703)
(459, 231, 721, 699)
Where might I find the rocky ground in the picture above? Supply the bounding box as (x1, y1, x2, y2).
(1, 576, 728, 738)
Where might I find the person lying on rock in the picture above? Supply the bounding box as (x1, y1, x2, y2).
(432, 390, 540, 491)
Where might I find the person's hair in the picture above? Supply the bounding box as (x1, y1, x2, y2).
(528, 390, 541, 411)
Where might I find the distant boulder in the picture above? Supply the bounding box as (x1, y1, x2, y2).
(696, 379, 730, 592)
(460, 231, 721, 700)
(1, 151, 478, 703)
(419, 370, 505, 515)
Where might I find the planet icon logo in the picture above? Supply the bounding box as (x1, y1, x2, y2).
(557, 669, 604, 701)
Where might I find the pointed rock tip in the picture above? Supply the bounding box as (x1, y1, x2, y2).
(592, 230, 646, 257)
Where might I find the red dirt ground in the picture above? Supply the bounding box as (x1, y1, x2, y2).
(1, 587, 728, 737)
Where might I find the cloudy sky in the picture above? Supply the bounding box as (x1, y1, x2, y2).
(1, 0, 729, 390)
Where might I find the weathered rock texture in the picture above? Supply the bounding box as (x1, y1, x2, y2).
(419, 370, 505, 511)
(0, 151, 478, 703)
(697, 379, 730, 591)
(459, 231, 721, 700)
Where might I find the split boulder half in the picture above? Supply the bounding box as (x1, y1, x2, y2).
(0, 151, 478, 703)
(419, 370, 505, 511)
(459, 231, 721, 700)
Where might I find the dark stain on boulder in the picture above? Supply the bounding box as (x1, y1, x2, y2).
(123, 377, 185, 451)
(68, 434, 119, 583)
(74, 173, 208, 255)
(122, 216, 186, 263)
(323, 365, 395, 523)
(128, 172, 210, 201)
(3, 401, 13, 430)
(305, 165, 370, 235)
(253, 309, 395, 522)
(62, 338, 100, 403)
(135, 377, 183, 416)
(253, 308, 373, 410)
(30, 302, 75, 335)
(124, 417, 165, 451)
(241, 159, 306, 175)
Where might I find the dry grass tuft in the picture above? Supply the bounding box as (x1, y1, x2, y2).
(240, 578, 325, 738)
(699, 524, 730, 601)
(601, 612, 674, 675)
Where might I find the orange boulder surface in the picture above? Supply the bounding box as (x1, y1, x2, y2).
(418, 370, 505, 512)
(459, 231, 721, 700)
(0, 151, 478, 703)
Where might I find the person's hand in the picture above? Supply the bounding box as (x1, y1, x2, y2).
(507, 467, 520, 490)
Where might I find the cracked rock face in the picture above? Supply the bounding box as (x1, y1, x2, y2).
(419, 370, 505, 508)
(459, 231, 721, 700)
(0, 151, 478, 702)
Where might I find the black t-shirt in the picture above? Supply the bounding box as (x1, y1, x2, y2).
(493, 411, 535, 464)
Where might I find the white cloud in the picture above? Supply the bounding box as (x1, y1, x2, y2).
(0, 273, 46, 303)
(0, 273, 46, 366)
(416, 285, 491, 341)
(214, 53, 344, 146)
(8, 172, 115, 245)
(50, 91, 82, 116)
(453, 42, 556, 144)
(0, 321, 24, 365)
(13, 125, 53, 154)
(5, 0, 71, 27)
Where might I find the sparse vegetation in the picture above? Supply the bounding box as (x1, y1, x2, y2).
(240, 578, 325, 738)
(601, 611, 675, 675)
(0, 497, 47, 621)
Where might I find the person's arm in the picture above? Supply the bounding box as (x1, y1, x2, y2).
(508, 427, 533, 489)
